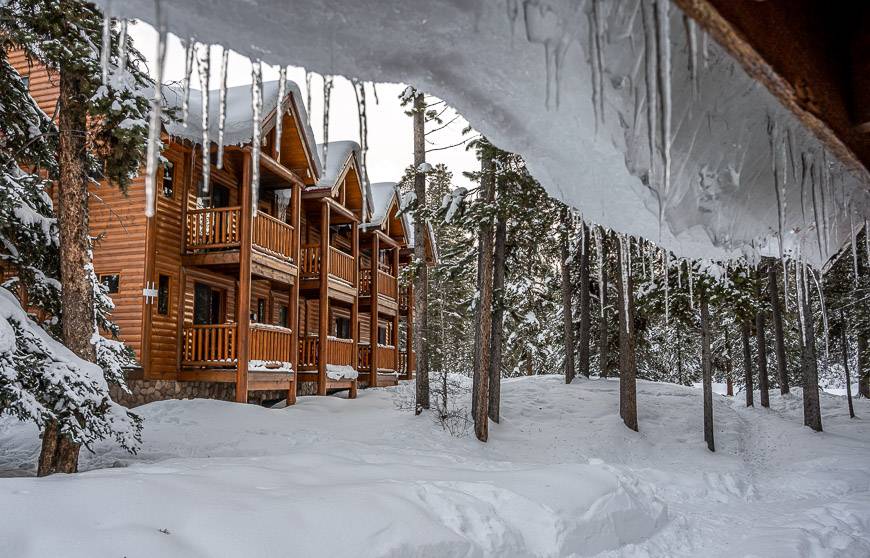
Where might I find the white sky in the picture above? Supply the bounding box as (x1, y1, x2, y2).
(129, 21, 478, 189)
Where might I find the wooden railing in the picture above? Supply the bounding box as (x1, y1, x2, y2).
(327, 337, 354, 367)
(299, 336, 320, 369)
(186, 206, 241, 250)
(377, 270, 398, 300)
(300, 244, 320, 277)
(253, 211, 294, 261)
(357, 343, 397, 371)
(359, 269, 372, 296)
(182, 324, 237, 366)
(329, 246, 354, 284)
(399, 286, 410, 312)
(250, 324, 293, 362)
(399, 350, 407, 376)
(358, 344, 372, 370)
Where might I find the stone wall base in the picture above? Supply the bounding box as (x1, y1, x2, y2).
(110, 379, 290, 409)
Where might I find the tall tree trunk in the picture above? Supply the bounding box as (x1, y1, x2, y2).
(859, 334, 870, 398)
(561, 207, 575, 384)
(412, 92, 429, 413)
(488, 195, 506, 423)
(840, 313, 855, 419)
(741, 321, 754, 407)
(769, 265, 789, 394)
(700, 287, 715, 452)
(598, 231, 609, 378)
(755, 270, 770, 407)
(38, 69, 95, 477)
(472, 152, 495, 442)
(725, 326, 734, 397)
(800, 273, 823, 432)
(616, 236, 638, 431)
(578, 223, 591, 378)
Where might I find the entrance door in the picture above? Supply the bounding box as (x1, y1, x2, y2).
(193, 283, 224, 325)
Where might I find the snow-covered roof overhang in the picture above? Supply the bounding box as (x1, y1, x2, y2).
(113, 0, 869, 266)
(360, 182, 398, 231)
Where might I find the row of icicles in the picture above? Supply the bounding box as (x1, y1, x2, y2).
(99, 12, 373, 220)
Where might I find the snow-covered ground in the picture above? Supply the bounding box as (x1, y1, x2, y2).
(1, 376, 869, 557)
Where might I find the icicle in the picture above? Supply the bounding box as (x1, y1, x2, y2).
(641, 0, 658, 191)
(371, 82, 380, 105)
(580, 216, 586, 257)
(688, 262, 694, 311)
(641, 242, 646, 277)
(663, 251, 670, 325)
(809, 269, 830, 365)
(595, 227, 604, 319)
(305, 71, 313, 124)
(197, 44, 211, 194)
(619, 235, 631, 332)
(352, 79, 369, 190)
(143, 6, 167, 218)
(851, 210, 859, 288)
(250, 60, 263, 218)
(795, 255, 806, 344)
(117, 19, 128, 72)
(275, 66, 287, 161)
(216, 48, 229, 170)
(321, 75, 334, 168)
(101, 1, 111, 85)
(768, 117, 789, 312)
(865, 219, 870, 265)
(655, 0, 672, 203)
(677, 259, 682, 289)
(701, 27, 709, 69)
(588, 0, 606, 131)
(684, 15, 698, 100)
(181, 40, 194, 127)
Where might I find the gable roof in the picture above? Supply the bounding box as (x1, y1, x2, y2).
(365, 182, 398, 228)
(162, 79, 321, 177)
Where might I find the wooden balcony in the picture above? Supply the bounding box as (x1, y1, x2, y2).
(358, 343, 397, 371)
(399, 286, 410, 313)
(181, 323, 294, 367)
(329, 246, 354, 284)
(359, 269, 398, 300)
(185, 207, 297, 275)
(297, 335, 355, 370)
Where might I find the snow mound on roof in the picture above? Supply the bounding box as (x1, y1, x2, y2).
(163, 79, 321, 176)
(313, 140, 359, 189)
(365, 182, 398, 227)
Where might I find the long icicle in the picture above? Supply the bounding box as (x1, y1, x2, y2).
(251, 60, 263, 217)
(865, 219, 870, 265)
(181, 39, 194, 127)
(810, 268, 830, 365)
(143, 8, 167, 217)
(688, 261, 694, 311)
(197, 44, 211, 194)
(655, 0, 672, 203)
(620, 235, 631, 332)
(595, 227, 604, 319)
(275, 66, 287, 161)
(353, 79, 369, 192)
(101, 1, 111, 85)
(663, 250, 670, 326)
(322, 75, 334, 169)
(850, 209, 859, 288)
(216, 47, 229, 170)
(117, 19, 128, 72)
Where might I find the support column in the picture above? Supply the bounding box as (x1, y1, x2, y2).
(370, 234, 379, 387)
(393, 246, 400, 375)
(351, 218, 360, 384)
(318, 201, 330, 395)
(406, 282, 414, 379)
(175, 147, 195, 375)
(288, 181, 301, 404)
(236, 151, 253, 402)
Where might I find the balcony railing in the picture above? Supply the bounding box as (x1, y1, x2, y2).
(300, 244, 320, 277)
(298, 335, 355, 369)
(358, 343, 397, 371)
(377, 270, 397, 300)
(399, 286, 410, 312)
(186, 206, 294, 262)
(329, 246, 354, 284)
(182, 323, 293, 367)
(359, 269, 372, 296)
(253, 211, 294, 261)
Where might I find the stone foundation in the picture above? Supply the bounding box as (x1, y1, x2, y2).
(110, 379, 291, 408)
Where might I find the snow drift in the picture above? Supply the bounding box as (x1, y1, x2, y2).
(103, 0, 867, 266)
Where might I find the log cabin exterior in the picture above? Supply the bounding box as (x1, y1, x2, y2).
(8, 51, 434, 406)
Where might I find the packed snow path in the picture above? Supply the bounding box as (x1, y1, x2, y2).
(1, 376, 869, 557)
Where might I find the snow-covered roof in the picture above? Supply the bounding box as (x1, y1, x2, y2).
(400, 191, 438, 263)
(163, 79, 321, 177)
(313, 140, 359, 190)
(364, 182, 398, 228)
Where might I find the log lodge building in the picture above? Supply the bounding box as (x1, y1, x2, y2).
(9, 51, 436, 407)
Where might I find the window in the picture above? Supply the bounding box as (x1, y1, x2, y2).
(278, 305, 289, 328)
(377, 325, 387, 345)
(161, 161, 175, 198)
(99, 274, 120, 294)
(334, 316, 351, 339)
(256, 298, 266, 323)
(193, 283, 223, 325)
(157, 274, 170, 315)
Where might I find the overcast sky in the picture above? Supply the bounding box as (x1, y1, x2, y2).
(128, 21, 478, 189)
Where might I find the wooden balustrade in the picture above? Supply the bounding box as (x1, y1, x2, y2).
(327, 337, 354, 366)
(249, 324, 293, 362)
(299, 336, 320, 369)
(182, 324, 237, 366)
(377, 344, 397, 371)
(253, 211, 294, 261)
(300, 244, 321, 277)
(186, 206, 241, 250)
(359, 269, 372, 296)
(399, 286, 410, 311)
(399, 350, 407, 375)
(329, 246, 355, 284)
(358, 344, 372, 370)
(377, 270, 398, 300)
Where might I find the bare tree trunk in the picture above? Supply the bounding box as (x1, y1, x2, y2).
(616, 237, 638, 432)
(700, 287, 715, 452)
(38, 69, 95, 476)
(741, 321, 754, 407)
(755, 270, 770, 407)
(840, 313, 855, 419)
(561, 207, 575, 384)
(598, 231, 609, 378)
(769, 265, 789, 394)
(488, 196, 506, 423)
(859, 334, 870, 398)
(413, 92, 429, 413)
(472, 152, 495, 442)
(578, 223, 591, 378)
(800, 276, 822, 432)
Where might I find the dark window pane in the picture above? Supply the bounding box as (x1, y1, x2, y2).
(278, 306, 289, 328)
(162, 161, 175, 198)
(256, 298, 266, 323)
(193, 283, 211, 325)
(157, 275, 170, 315)
(378, 326, 387, 345)
(100, 274, 120, 294)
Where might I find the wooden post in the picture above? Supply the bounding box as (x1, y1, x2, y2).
(236, 151, 253, 403)
(318, 201, 330, 395)
(288, 182, 301, 404)
(351, 217, 359, 385)
(370, 234, 379, 387)
(393, 246, 400, 377)
(406, 282, 414, 379)
(175, 147, 195, 375)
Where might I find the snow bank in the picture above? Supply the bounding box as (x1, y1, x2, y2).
(107, 0, 867, 265)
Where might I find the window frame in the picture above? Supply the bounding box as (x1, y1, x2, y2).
(99, 273, 121, 294)
(156, 274, 170, 316)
